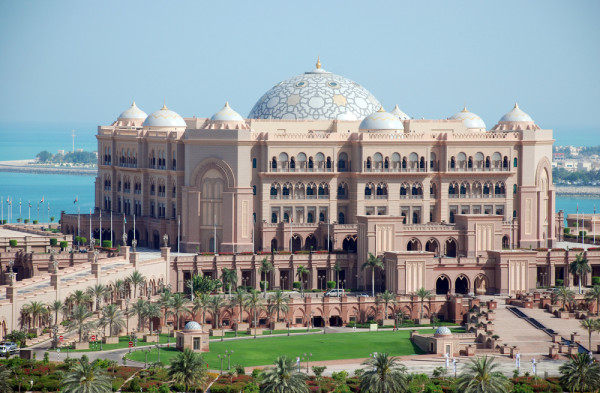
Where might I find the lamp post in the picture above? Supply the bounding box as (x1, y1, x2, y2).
(144, 348, 151, 368)
(303, 352, 312, 373)
(340, 280, 346, 291)
(156, 335, 160, 363)
(308, 311, 314, 332)
(234, 318, 238, 337)
(287, 319, 291, 336)
(453, 358, 458, 378)
(218, 354, 224, 375)
(318, 275, 324, 291)
(225, 349, 234, 370)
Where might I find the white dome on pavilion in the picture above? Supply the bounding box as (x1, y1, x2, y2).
(391, 104, 410, 120)
(211, 102, 244, 121)
(184, 321, 202, 331)
(499, 103, 534, 123)
(359, 107, 404, 130)
(118, 101, 147, 120)
(450, 106, 486, 129)
(248, 58, 381, 121)
(143, 105, 186, 127)
(434, 326, 452, 336)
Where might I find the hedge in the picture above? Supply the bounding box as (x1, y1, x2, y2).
(556, 279, 564, 286)
(260, 281, 269, 290)
(593, 277, 600, 285)
(102, 240, 112, 248)
(293, 281, 301, 289)
(9, 239, 17, 247)
(326, 280, 336, 289)
(50, 238, 58, 246)
(60, 241, 68, 249)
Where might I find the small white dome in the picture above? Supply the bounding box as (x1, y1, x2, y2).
(118, 101, 147, 120)
(211, 102, 244, 121)
(435, 326, 452, 336)
(359, 107, 404, 130)
(499, 103, 533, 123)
(450, 106, 486, 129)
(391, 104, 410, 120)
(184, 321, 202, 331)
(143, 105, 187, 127)
(336, 111, 358, 121)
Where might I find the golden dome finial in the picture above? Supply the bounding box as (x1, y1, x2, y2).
(225, 101, 230, 107)
(377, 106, 385, 112)
(132, 100, 136, 107)
(161, 98, 168, 110)
(462, 105, 468, 112)
(514, 102, 519, 109)
(316, 56, 321, 69)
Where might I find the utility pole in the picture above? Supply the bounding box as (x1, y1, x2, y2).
(72, 130, 76, 153)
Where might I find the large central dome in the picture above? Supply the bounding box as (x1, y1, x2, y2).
(248, 59, 381, 121)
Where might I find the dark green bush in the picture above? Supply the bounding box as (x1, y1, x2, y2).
(327, 280, 336, 289)
(9, 239, 17, 247)
(102, 240, 112, 248)
(593, 277, 600, 285)
(556, 279, 564, 286)
(260, 281, 268, 290)
(293, 281, 301, 289)
(50, 238, 58, 246)
(33, 220, 38, 224)
(60, 241, 68, 249)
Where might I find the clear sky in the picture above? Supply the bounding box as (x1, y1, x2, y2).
(0, 0, 598, 135)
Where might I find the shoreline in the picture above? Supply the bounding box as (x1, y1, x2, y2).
(555, 186, 600, 197)
(0, 159, 96, 176)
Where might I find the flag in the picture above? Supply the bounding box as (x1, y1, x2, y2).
(28, 201, 31, 208)
(19, 199, 21, 207)
(124, 216, 127, 224)
(40, 196, 44, 203)
(74, 196, 78, 204)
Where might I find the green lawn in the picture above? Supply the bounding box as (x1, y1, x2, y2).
(49, 334, 172, 352)
(209, 329, 321, 340)
(126, 329, 464, 368)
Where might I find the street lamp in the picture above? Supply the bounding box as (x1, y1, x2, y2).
(144, 348, 151, 368)
(453, 358, 458, 378)
(225, 349, 234, 370)
(308, 312, 314, 332)
(340, 280, 346, 291)
(218, 354, 224, 375)
(303, 352, 312, 373)
(318, 275, 324, 291)
(287, 319, 291, 336)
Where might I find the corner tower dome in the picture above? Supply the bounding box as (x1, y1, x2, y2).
(359, 107, 404, 130)
(391, 104, 410, 120)
(211, 102, 244, 121)
(492, 103, 539, 131)
(142, 104, 186, 127)
(118, 101, 147, 120)
(450, 106, 486, 130)
(248, 58, 381, 120)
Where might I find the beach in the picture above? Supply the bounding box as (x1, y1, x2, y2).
(0, 159, 96, 176)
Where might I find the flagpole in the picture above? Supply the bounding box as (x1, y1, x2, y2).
(1, 196, 3, 224)
(290, 216, 293, 253)
(123, 215, 126, 246)
(582, 213, 585, 248)
(19, 199, 21, 221)
(89, 208, 92, 246)
(47, 202, 50, 224)
(594, 205, 597, 246)
(99, 209, 102, 246)
(110, 210, 113, 247)
(28, 201, 31, 221)
(251, 212, 255, 255)
(177, 215, 180, 256)
(576, 204, 579, 243)
(214, 214, 218, 256)
(133, 214, 136, 242)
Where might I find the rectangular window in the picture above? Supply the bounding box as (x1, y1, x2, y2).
(193, 337, 200, 350)
(484, 205, 493, 215)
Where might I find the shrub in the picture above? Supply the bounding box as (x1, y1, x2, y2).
(80, 237, 87, 244)
(50, 216, 55, 222)
(129, 377, 141, 392)
(293, 281, 301, 289)
(50, 238, 58, 246)
(326, 281, 336, 289)
(16, 218, 21, 223)
(102, 240, 112, 248)
(556, 279, 564, 286)
(593, 277, 600, 285)
(33, 220, 38, 224)
(24, 219, 29, 223)
(260, 281, 269, 290)
(564, 228, 571, 234)
(2, 219, 6, 224)
(60, 241, 68, 249)
(159, 384, 171, 393)
(9, 239, 17, 247)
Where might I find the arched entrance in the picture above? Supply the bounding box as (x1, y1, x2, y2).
(305, 234, 317, 251)
(502, 235, 509, 249)
(425, 239, 439, 255)
(455, 275, 469, 294)
(445, 238, 457, 257)
(153, 231, 160, 249)
(291, 234, 302, 252)
(127, 229, 140, 246)
(329, 316, 342, 327)
(270, 238, 278, 252)
(407, 238, 421, 251)
(342, 235, 357, 253)
(474, 274, 489, 295)
(312, 316, 324, 327)
(435, 276, 450, 295)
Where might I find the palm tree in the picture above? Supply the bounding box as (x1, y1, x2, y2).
(70, 289, 91, 307)
(143, 302, 162, 334)
(62, 357, 112, 393)
(580, 318, 600, 353)
(555, 287, 576, 310)
(170, 292, 190, 330)
(49, 300, 64, 326)
(159, 290, 173, 327)
(0, 365, 12, 392)
(359, 352, 407, 393)
(87, 284, 108, 311)
(570, 252, 591, 294)
(208, 296, 227, 329)
(221, 267, 238, 298)
(261, 355, 309, 393)
(414, 288, 432, 321)
(245, 289, 264, 338)
(130, 298, 148, 331)
(456, 356, 511, 393)
(127, 270, 146, 299)
(197, 293, 212, 326)
(113, 279, 126, 300)
(560, 352, 600, 393)
(260, 258, 274, 298)
(269, 289, 290, 323)
(26, 301, 46, 329)
(296, 265, 309, 298)
(66, 304, 95, 342)
(168, 348, 208, 393)
(231, 288, 247, 327)
(99, 304, 125, 337)
(586, 285, 600, 316)
(376, 290, 397, 320)
(362, 252, 384, 297)
(334, 262, 342, 295)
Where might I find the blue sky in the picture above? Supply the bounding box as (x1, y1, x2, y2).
(0, 0, 598, 135)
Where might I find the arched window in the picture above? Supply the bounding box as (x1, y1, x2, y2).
(337, 182, 348, 199)
(326, 157, 332, 170)
(475, 152, 484, 169)
(429, 152, 436, 170)
(279, 152, 288, 162)
(271, 157, 277, 169)
(306, 182, 316, 197)
(271, 213, 278, 223)
(366, 157, 372, 170)
(290, 157, 295, 169)
(338, 212, 345, 224)
(307, 212, 314, 223)
(308, 157, 314, 169)
(392, 153, 401, 170)
(364, 182, 374, 197)
(297, 153, 307, 170)
(283, 212, 290, 223)
(338, 152, 348, 171)
(409, 153, 418, 169)
(492, 152, 502, 168)
(319, 212, 325, 222)
(282, 183, 292, 199)
(373, 153, 383, 170)
(253, 185, 256, 195)
(270, 183, 280, 199)
(318, 182, 329, 198)
(376, 183, 388, 198)
(513, 184, 517, 194)
(315, 153, 325, 170)
(457, 152, 466, 169)
(412, 183, 423, 198)
(450, 156, 456, 169)
(483, 182, 492, 196)
(400, 183, 409, 197)
(513, 157, 518, 168)
(295, 182, 305, 199)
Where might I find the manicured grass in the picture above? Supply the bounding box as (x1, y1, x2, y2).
(209, 329, 321, 340)
(126, 329, 463, 368)
(50, 334, 172, 352)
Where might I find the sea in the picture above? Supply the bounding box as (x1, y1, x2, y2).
(0, 124, 598, 222)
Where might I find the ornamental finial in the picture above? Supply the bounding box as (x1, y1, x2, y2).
(316, 56, 321, 70)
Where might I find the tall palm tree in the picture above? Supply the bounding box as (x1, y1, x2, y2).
(168, 348, 208, 393)
(359, 352, 407, 393)
(208, 296, 227, 329)
(197, 293, 212, 326)
(99, 304, 126, 337)
(130, 298, 148, 331)
(231, 288, 247, 326)
(26, 301, 46, 329)
(143, 301, 162, 334)
(414, 288, 432, 321)
(560, 352, 600, 393)
(62, 357, 112, 393)
(362, 252, 384, 297)
(261, 355, 309, 393)
(113, 279, 126, 300)
(0, 365, 12, 392)
(127, 270, 146, 299)
(269, 289, 290, 323)
(376, 290, 397, 320)
(570, 252, 591, 294)
(555, 287, 576, 310)
(66, 304, 95, 343)
(585, 285, 600, 316)
(170, 292, 190, 330)
(456, 356, 511, 393)
(20, 304, 32, 329)
(87, 284, 108, 311)
(159, 290, 173, 327)
(334, 262, 342, 295)
(296, 265, 309, 298)
(70, 289, 91, 307)
(221, 267, 238, 298)
(579, 318, 600, 353)
(245, 289, 265, 338)
(49, 300, 64, 326)
(260, 258, 274, 298)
